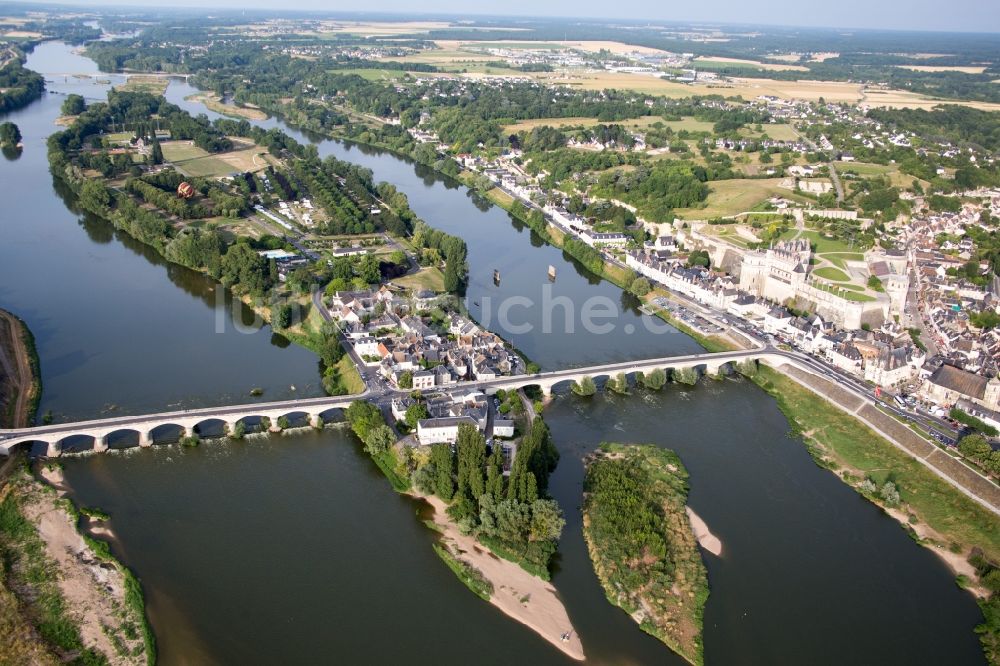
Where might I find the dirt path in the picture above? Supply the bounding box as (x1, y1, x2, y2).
(0, 309, 36, 428)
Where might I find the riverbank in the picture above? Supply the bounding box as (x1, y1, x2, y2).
(0, 308, 42, 428)
(752, 364, 1000, 571)
(183, 92, 267, 121)
(754, 360, 1000, 660)
(0, 461, 152, 665)
(419, 492, 585, 661)
(582, 443, 709, 666)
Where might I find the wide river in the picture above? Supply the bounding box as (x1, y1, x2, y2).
(1, 42, 986, 664)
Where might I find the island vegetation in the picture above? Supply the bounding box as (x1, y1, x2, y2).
(583, 443, 709, 665)
(0, 462, 153, 665)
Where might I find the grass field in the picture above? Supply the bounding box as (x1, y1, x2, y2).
(835, 161, 895, 176)
(743, 122, 800, 141)
(676, 178, 809, 219)
(821, 251, 866, 269)
(161, 141, 270, 177)
(812, 280, 876, 302)
(812, 266, 851, 282)
(394, 267, 445, 292)
(783, 229, 860, 254)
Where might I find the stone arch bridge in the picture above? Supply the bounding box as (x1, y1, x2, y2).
(0, 347, 804, 457)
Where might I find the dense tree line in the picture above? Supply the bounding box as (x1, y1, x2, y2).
(0, 62, 44, 114)
(412, 420, 564, 573)
(595, 162, 709, 221)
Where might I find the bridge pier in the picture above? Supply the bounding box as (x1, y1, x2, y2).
(46, 441, 61, 458)
(93, 435, 109, 453)
(139, 430, 153, 448)
(309, 414, 323, 429)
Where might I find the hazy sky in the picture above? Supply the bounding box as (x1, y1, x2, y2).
(19, 0, 1000, 33)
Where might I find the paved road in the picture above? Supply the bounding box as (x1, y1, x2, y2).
(828, 161, 845, 203)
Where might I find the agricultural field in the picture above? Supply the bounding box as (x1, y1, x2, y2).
(693, 56, 809, 72)
(333, 68, 410, 82)
(896, 65, 988, 74)
(503, 115, 716, 134)
(676, 178, 810, 219)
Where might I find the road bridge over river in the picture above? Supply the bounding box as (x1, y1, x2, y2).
(3, 346, 998, 517)
(0, 347, 783, 457)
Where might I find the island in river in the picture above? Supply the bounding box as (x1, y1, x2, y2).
(583, 443, 709, 666)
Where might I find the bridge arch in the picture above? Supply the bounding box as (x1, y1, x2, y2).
(147, 423, 188, 445)
(191, 418, 230, 438)
(56, 433, 99, 455)
(103, 428, 143, 450)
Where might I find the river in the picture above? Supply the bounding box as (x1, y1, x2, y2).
(4, 42, 988, 665)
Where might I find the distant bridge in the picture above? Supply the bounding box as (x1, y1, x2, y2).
(0, 347, 791, 457)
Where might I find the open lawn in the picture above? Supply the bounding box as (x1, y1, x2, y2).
(676, 178, 810, 219)
(821, 251, 866, 269)
(812, 266, 851, 282)
(835, 161, 895, 176)
(743, 122, 800, 141)
(783, 229, 860, 254)
(394, 267, 445, 292)
(812, 280, 875, 302)
(161, 141, 270, 177)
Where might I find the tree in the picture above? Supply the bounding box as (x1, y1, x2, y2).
(572, 376, 597, 396)
(606, 372, 629, 394)
(405, 402, 429, 428)
(455, 424, 487, 502)
(61, 94, 86, 116)
(150, 137, 163, 165)
(430, 443, 455, 500)
(221, 242, 272, 295)
(630, 277, 651, 297)
(274, 303, 294, 329)
(364, 424, 395, 457)
(958, 434, 993, 469)
(641, 367, 667, 390)
(398, 371, 413, 389)
(0, 121, 22, 147)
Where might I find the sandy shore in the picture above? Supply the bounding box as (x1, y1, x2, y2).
(18, 466, 146, 665)
(686, 507, 722, 557)
(420, 494, 585, 660)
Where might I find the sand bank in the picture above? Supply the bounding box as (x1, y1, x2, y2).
(421, 494, 584, 660)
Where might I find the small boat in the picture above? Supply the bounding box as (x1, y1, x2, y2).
(548, 264, 556, 280)
(493, 268, 501, 285)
